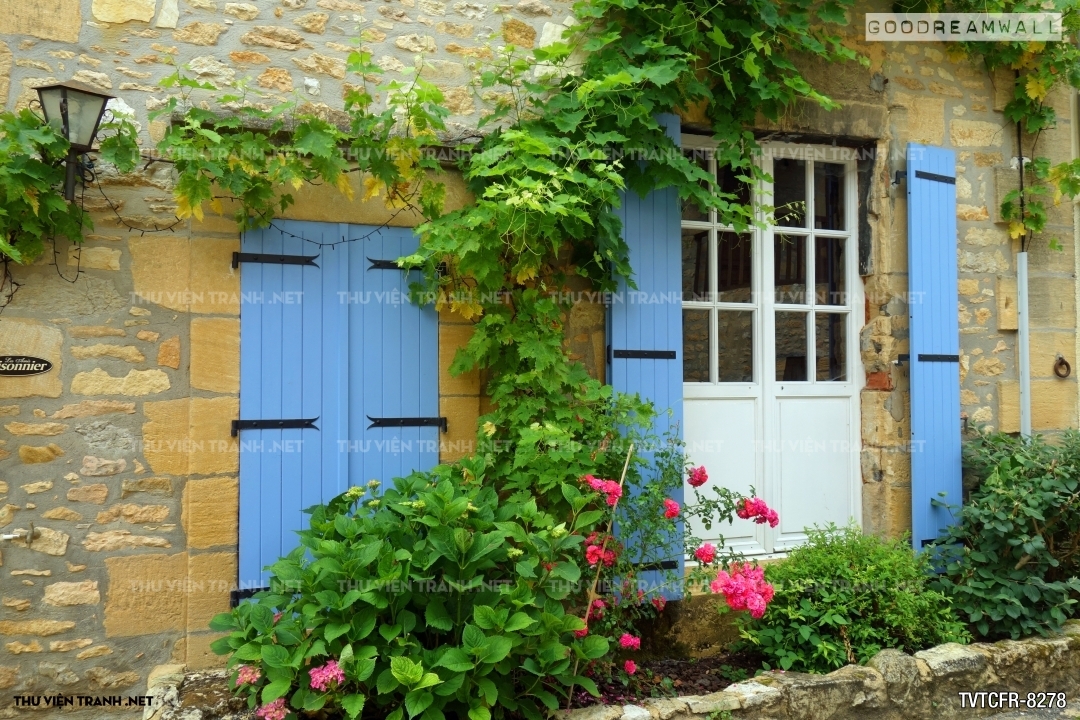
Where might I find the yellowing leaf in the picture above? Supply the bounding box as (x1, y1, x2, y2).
(362, 175, 383, 201)
(335, 173, 355, 201)
(1025, 75, 1048, 101)
(1008, 221, 1027, 240)
(515, 265, 537, 284)
(25, 188, 39, 216)
(175, 196, 193, 220)
(191, 201, 204, 222)
(209, 198, 224, 216)
(290, 177, 304, 191)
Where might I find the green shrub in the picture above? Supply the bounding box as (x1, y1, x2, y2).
(738, 525, 970, 673)
(212, 459, 611, 720)
(931, 431, 1080, 640)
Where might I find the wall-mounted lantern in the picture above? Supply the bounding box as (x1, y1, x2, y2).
(35, 81, 115, 201)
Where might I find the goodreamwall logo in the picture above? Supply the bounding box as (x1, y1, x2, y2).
(866, 12, 1061, 41)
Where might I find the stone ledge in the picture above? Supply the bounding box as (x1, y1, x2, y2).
(141, 624, 1080, 720)
(563, 621, 1080, 720)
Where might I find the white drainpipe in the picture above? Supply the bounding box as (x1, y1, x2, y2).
(1018, 251, 1031, 437)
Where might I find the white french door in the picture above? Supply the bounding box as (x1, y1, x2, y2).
(681, 140, 862, 556)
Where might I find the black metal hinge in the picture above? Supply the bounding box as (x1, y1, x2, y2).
(230, 587, 270, 607)
(367, 416, 448, 433)
(914, 170, 956, 185)
(232, 252, 320, 269)
(917, 354, 960, 362)
(611, 349, 677, 361)
(367, 257, 401, 270)
(231, 418, 320, 437)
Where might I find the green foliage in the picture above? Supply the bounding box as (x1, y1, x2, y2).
(0, 110, 85, 263)
(934, 0, 1080, 245)
(155, 55, 447, 228)
(739, 525, 970, 673)
(211, 459, 620, 720)
(931, 432, 1080, 640)
(0, 105, 139, 265)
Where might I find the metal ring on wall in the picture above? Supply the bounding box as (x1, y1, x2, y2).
(1054, 354, 1071, 379)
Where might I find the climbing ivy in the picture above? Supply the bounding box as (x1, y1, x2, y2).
(911, 0, 1080, 243)
(139, 0, 863, 503)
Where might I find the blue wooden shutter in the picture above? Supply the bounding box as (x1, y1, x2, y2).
(238, 222, 438, 590)
(906, 143, 962, 549)
(608, 114, 684, 596)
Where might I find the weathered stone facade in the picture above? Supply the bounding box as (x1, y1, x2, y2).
(0, 0, 1078, 713)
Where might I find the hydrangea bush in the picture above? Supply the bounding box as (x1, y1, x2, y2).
(211, 418, 778, 719)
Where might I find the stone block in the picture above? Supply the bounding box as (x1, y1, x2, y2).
(0, 0, 81, 42)
(122, 477, 173, 497)
(5, 422, 66, 436)
(190, 317, 239, 393)
(68, 245, 121, 270)
(92, 0, 155, 23)
(996, 276, 1017, 330)
(104, 553, 187, 637)
(95, 503, 170, 524)
(439, 323, 480, 395)
(84, 530, 171, 551)
(894, 95, 944, 145)
(71, 344, 145, 362)
(1030, 331, 1076, 378)
(157, 335, 181, 369)
(183, 476, 239, 549)
(0, 318, 63, 398)
(1033, 379, 1078, 431)
(187, 552, 236, 632)
(0, 620, 76, 636)
(950, 119, 1005, 147)
(143, 397, 239, 475)
(781, 665, 888, 720)
(43, 581, 100, 606)
(130, 236, 240, 314)
(1028, 276, 1075, 329)
(440, 395, 479, 462)
(51, 400, 136, 418)
(71, 368, 170, 396)
(282, 171, 472, 224)
(68, 484, 109, 505)
(18, 444, 64, 463)
(185, 632, 228, 670)
(861, 390, 910, 448)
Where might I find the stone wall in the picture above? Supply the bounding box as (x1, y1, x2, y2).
(564, 621, 1080, 720)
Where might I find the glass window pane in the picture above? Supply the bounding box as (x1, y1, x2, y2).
(814, 162, 845, 230)
(815, 312, 847, 381)
(681, 229, 710, 302)
(681, 149, 712, 222)
(773, 158, 806, 227)
(717, 232, 752, 303)
(775, 311, 808, 381)
(718, 310, 753, 382)
(683, 309, 711, 382)
(774, 234, 807, 304)
(814, 237, 846, 306)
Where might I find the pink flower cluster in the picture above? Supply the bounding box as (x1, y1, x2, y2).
(309, 659, 345, 692)
(235, 665, 261, 687)
(584, 532, 617, 567)
(256, 698, 288, 720)
(709, 563, 775, 619)
(663, 498, 680, 519)
(688, 466, 708, 487)
(584, 475, 623, 506)
(736, 497, 779, 528)
(694, 543, 716, 564)
(624, 660, 637, 675)
(619, 633, 641, 650)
